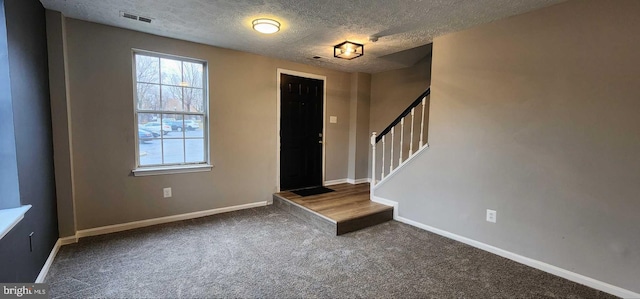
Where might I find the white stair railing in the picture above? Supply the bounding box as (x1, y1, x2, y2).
(371, 88, 430, 189)
(419, 97, 426, 148)
(381, 135, 385, 180)
(389, 127, 394, 174)
(399, 118, 404, 164)
(409, 108, 415, 156)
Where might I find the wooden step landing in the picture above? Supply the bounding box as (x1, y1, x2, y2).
(273, 183, 393, 235)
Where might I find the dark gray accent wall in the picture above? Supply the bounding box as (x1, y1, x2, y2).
(0, 0, 58, 282)
(0, 0, 20, 210)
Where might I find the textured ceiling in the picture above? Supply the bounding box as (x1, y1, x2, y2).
(40, 0, 565, 73)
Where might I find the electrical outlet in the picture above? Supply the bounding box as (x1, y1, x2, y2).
(163, 187, 172, 198)
(486, 209, 497, 223)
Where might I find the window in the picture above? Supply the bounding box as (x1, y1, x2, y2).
(133, 51, 209, 172)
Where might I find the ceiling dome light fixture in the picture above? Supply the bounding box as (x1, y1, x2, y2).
(252, 18, 280, 34)
(334, 41, 364, 60)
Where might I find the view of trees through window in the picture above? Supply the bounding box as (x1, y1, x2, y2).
(134, 52, 207, 166)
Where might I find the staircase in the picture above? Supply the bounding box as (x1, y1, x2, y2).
(370, 88, 430, 190)
(275, 87, 430, 235)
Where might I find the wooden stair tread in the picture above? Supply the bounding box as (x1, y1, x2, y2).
(331, 203, 393, 223)
(318, 199, 390, 219)
(274, 183, 393, 235)
(302, 194, 371, 211)
(279, 184, 369, 204)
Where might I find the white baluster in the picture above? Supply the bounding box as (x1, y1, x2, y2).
(409, 108, 415, 156)
(381, 135, 385, 179)
(399, 117, 404, 164)
(389, 126, 394, 173)
(370, 132, 377, 190)
(420, 97, 426, 148)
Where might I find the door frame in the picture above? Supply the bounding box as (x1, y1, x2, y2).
(276, 68, 327, 192)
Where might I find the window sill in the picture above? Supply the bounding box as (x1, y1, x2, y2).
(0, 205, 32, 240)
(132, 164, 213, 177)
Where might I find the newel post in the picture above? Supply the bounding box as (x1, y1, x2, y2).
(370, 132, 377, 192)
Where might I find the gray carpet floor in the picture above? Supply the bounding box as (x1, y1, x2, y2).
(46, 206, 617, 298)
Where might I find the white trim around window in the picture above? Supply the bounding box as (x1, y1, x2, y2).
(131, 49, 211, 175)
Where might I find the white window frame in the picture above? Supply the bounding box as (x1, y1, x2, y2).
(131, 49, 211, 176)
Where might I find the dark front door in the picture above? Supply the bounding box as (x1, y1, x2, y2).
(280, 74, 324, 191)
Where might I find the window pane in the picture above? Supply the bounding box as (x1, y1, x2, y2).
(161, 85, 183, 112)
(138, 113, 162, 166)
(161, 58, 182, 86)
(135, 52, 207, 168)
(139, 137, 162, 166)
(162, 114, 185, 137)
(184, 88, 204, 112)
(185, 115, 203, 138)
(185, 139, 205, 163)
(163, 139, 185, 164)
(182, 62, 203, 88)
(137, 83, 160, 110)
(136, 55, 159, 84)
(138, 113, 169, 136)
(138, 113, 160, 127)
(159, 117, 175, 136)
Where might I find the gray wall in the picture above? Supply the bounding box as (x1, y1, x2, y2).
(376, 0, 640, 293)
(45, 10, 75, 238)
(370, 55, 431, 135)
(51, 18, 353, 230)
(369, 54, 431, 177)
(0, 0, 58, 282)
(348, 72, 371, 181)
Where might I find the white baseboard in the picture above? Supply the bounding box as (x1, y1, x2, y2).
(76, 201, 268, 239)
(59, 235, 78, 245)
(346, 178, 371, 184)
(326, 178, 371, 186)
(324, 179, 348, 186)
(35, 239, 61, 283)
(371, 195, 399, 218)
(374, 195, 639, 299)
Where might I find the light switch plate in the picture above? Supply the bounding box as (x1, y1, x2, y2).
(329, 116, 337, 123)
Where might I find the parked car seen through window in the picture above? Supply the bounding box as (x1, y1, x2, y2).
(133, 51, 208, 167)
